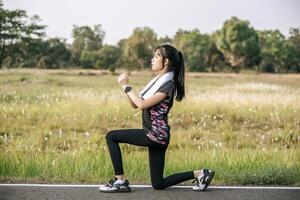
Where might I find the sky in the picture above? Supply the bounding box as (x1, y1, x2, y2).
(4, 0, 300, 45)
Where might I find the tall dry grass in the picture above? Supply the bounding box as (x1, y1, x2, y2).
(0, 69, 299, 185)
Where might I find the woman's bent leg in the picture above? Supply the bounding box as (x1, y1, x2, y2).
(149, 146, 194, 190)
(105, 129, 154, 175)
(106, 129, 195, 189)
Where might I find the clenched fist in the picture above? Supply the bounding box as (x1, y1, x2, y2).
(118, 73, 129, 87)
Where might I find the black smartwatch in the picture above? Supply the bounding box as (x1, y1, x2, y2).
(124, 86, 132, 93)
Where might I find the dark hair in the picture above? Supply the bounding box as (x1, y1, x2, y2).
(154, 44, 185, 101)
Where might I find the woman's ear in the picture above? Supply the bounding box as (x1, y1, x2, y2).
(164, 58, 169, 67)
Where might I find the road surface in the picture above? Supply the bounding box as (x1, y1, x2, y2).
(0, 184, 299, 200)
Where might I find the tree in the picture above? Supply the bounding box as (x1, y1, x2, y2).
(158, 35, 172, 45)
(79, 50, 98, 68)
(122, 27, 157, 70)
(115, 38, 131, 69)
(173, 29, 213, 72)
(95, 45, 121, 73)
(18, 38, 47, 68)
(288, 28, 300, 72)
(37, 38, 71, 68)
(0, 1, 45, 68)
(71, 25, 105, 66)
(9, 37, 71, 68)
(258, 30, 293, 73)
(215, 17, 260, 73)
(206, 41, 225, 72)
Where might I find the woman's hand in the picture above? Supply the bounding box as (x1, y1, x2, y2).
(118, 73, 129, 87)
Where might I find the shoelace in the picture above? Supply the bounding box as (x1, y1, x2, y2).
(106, 178, 116, 187)
(192, 175, 206, 186)
(192, 179, 198, 184)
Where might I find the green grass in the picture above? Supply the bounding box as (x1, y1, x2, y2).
(0, 69, 299, 185)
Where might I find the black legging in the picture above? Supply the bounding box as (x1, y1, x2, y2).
(105, 129, 194, 190)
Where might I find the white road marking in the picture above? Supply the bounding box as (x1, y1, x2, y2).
(0, 184, 299, 190)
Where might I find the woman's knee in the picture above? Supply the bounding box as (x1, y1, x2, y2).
(152, 181, 165, 190)
(105, 130, 117, 143)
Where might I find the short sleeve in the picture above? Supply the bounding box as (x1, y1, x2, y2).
(157, 81, 175, 97)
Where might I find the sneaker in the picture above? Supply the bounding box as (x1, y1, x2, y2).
(192, 169, 215, 191)
(99, 178, 131, 193)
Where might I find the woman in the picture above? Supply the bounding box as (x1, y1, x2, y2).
(100, 44, 215, 193)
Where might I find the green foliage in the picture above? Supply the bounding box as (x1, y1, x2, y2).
(287, 28, 300, 72)
(95, 45, 121, 73)
(36, 38, 71, 68)
(258, 30, 285, 72)
(0, 5, 45, 68)
(71, 25, 105, 66)
(206, 41, 225, 72)
(215, 17, 260, 72)
(173, 29, 224, 72)
(79, 50, 98, 68)
(10, 38, 71, 69)
(158, 35, 172, 45)
(70, 25, 122, 71)
(122, 27, 157, 70)
(0, 5, 299, 73)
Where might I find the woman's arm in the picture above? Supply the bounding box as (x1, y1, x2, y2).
(127, 95, 138, 109)
(118, 73, 167, 109)
(121, 83, 137, 109)
(126, 90, 166, 110)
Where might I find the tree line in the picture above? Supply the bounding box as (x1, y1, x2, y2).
(1, 1, 300, 73)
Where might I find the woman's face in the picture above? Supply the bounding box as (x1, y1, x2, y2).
(151, 50, 164, 72)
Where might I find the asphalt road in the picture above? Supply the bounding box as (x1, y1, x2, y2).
(0, 185, 299, 200)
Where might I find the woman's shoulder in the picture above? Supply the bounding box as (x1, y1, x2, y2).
(158, 80, 175, 96)
(165, 80, 175, 87)
(160, 80, 174, 89)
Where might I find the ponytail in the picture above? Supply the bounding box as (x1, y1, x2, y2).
(155, 44, 185, 101)
(174, 51, 185, 101)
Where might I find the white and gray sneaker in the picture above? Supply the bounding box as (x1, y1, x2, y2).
(192, 169, 215, 191)
(99, 178, 131, 193)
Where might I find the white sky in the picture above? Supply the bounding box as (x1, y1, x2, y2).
(4, 0, 300, 45)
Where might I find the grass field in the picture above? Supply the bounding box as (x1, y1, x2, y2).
(0, 69, 299, 185)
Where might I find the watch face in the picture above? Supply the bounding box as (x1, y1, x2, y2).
(125, 86, 132, 93)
